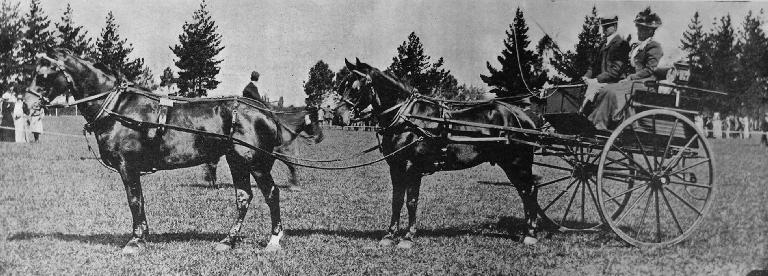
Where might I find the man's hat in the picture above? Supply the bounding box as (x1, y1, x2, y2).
(599, 15, 618, 26)
(634, 7, 662, 28)
(251, 71, 260, 81)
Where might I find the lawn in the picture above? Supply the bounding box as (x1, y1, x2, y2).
(0, 116, 766, 275)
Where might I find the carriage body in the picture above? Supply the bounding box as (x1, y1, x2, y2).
(533, 64, 720, 247)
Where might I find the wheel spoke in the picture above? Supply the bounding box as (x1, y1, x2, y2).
(543, 179, 578, 211)
(629, 125, 654, 171)
(603, 181, 648, 202)
(663, 186, 703, 216)
(536, 175, 572, 189)
(661, 134, 699, 174)
(667, 180, 712, 189)
(560, 180, 581, 225)
(668, 158, 710, 176)
(655, 188, 661, 243)
(634, 188, 654, 238)
(661, 119, 680, 166)
(580, 179, 586, 222)
(585, 178, 600, 214)
(615, 186, 651, 225)
(603, 171, 650, 181)
(610, 144, 652, 176)
(660, 189, 684, 235)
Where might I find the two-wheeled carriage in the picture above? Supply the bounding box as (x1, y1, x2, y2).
(407, 64, 722, 247)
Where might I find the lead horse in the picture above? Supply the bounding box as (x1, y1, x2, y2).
(25, 48, 324, 254)
(342, 59, 543, 248)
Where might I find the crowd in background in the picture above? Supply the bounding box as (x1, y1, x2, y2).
(695, 113, 768, 143)
(0, 88, 43, 143)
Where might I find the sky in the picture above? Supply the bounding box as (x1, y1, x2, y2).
(27, 0, 768, 106)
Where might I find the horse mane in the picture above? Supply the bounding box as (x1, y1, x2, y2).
(365, 65, 416, 97)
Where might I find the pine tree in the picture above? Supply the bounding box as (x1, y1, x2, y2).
(387, 31, 458, 97)
(542, 7, 602, 84)
(0, 0, 23, 91)
(303, 60, 334, 107)
(95, 11, 148, 82)
(170, 0, 224, 97)
(55, 3, 92, 57)
(735, 10, 768, 114)
(159, 67, 175, 86)
(19, 0, 56, 85)
(706, 15, 738, 112)
(481, 8, 547, 98)
(680, 12, 707, 88)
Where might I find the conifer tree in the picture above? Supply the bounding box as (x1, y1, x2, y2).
(387, 31, 458, 98)
(304, 60, 334, 107)
(680, 12, 708, 88)
(55, 3, 92, 57)
(159, 67, 175, 86)
(19, 0, 56, 84)
(706, 15, 738, 111)
(95, 11, 147, 82)
(481, 8, 547, 98)
(735, 10, 768, 114)
(170, 0, 224, 97)
(0, 0, 23, 90)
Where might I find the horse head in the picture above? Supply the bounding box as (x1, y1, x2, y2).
(343, 58, 414, 115)
(26, 49, 119, 106)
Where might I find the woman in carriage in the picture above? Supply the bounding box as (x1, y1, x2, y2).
(586, 7, 663, 131)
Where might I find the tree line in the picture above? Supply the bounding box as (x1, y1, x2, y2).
(0, 0, 223, 98)
(494, 7, 767, 117)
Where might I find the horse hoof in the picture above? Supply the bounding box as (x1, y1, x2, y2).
(522, 236, 538, 245)
(396, 239, 414, 249)
(214, 242, 233, 251)
(378, 237, 396, 247)
(121, 240, 145, 255)
(264, 244, 281, 253)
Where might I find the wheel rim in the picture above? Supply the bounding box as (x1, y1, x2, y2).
(536, 144, 605, 231)
(597, 110, 715, 247)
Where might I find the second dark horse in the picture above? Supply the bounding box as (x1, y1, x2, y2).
(25, 48, 324, 254)
(343, 59, 542, 248)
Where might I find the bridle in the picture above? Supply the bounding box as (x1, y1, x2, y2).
(27, 53, 77, 106)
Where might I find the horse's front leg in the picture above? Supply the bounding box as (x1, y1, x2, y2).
(118, 163, 149, 254)
(501, 162, 540, 245)
(215, 155, 253, 251)
(251, 170, 283, 252)
(381, 163, 407, 247)
(398, 172, 423, 249)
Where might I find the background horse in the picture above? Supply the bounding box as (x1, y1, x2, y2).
(25, 48, 323, 254)
(342, 58, 542, 248)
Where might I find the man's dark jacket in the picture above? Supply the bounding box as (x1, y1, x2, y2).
(585, 34, 631, 83)
(242, 82, 262, 102)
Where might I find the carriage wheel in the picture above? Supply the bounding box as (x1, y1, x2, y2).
(535, 143, 608, 231)
(596, 109, 715, 247)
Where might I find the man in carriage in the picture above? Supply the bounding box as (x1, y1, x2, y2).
(585, 7, 664, 131)
(580, 14, 631, 114)
(242, 70, 269, 105)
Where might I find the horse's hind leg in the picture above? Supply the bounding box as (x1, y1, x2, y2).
(118, 163, 149, 254)
(202, 158, 219, 189)
(251, 169, 283, 252)
(215, 155, 253, 251)
(501, 160, 541, 245)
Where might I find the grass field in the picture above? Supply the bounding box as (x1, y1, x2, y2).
(1, 116, 766, 275)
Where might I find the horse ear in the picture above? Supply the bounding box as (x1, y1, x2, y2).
(355, 57, 361, 66)
(344, 58, 355, 70)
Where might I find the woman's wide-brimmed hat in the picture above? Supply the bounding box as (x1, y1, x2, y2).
(634, 7, 662, 28)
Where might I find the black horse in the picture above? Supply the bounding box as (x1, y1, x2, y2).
(342, 59, 542, 248)
(25, 48, 324, 254)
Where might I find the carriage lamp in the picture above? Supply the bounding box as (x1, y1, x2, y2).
(673, 61, 691, 85)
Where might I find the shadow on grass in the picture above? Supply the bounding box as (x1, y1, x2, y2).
(185, 183, 233, 189)
(7, 231, 225, 247)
